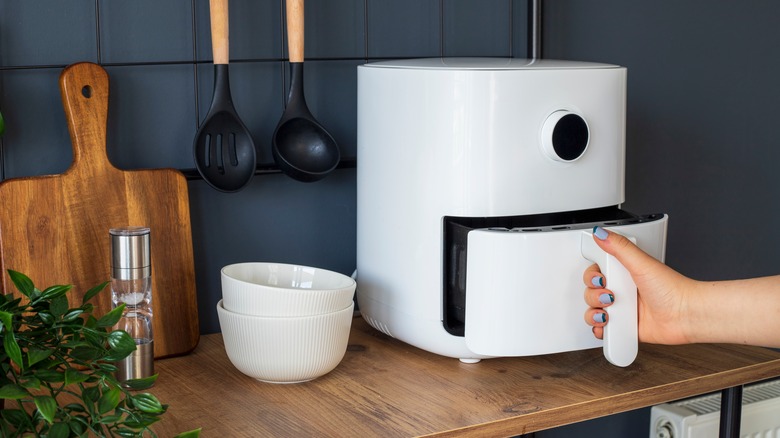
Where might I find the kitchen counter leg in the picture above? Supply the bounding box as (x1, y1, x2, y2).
(718, 385, 743, 438)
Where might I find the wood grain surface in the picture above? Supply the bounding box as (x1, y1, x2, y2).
(148, 317, 780, 437)
(286, 0, 305, 63)
(0, 62, 199, 358)
(209, 0, 229, 65)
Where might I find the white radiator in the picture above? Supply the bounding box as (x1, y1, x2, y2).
(650, 379, 780, 438)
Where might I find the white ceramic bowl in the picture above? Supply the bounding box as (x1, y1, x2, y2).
(217, 299, 353, 384)
(221, 262, 356, 317)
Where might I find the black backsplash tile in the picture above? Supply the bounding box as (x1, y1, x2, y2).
(296, 0, 366, 59)
(104, 64, 196, 170)
(0, 0, 97, 67)
(512, 0, 530, 58)
(98, 0, 194, 64)
(194, 0, 283, 62)
(443, 0, 512, 57)
(366, 0, 441, 58)
(0, 68, 71, 178)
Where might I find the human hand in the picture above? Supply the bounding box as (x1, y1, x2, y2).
(583, 227, 693, 345)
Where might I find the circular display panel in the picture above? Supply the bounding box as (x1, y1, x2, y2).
(541, 111, 590, 163)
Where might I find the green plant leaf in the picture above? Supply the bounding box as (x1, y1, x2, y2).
(35, 369, 65, 383)
(98, 386, 121, 415)
(175, 428, 203, 438)
(84, 385, 100, 402)
(116, 427, 143, 438)
(121, 374, 158, 391)
(83, 281, 109, 304)
(0, 295, 21, 311)
(97, 304, 125, 328)
(0, 310, 13, 333)
(62, 339, 91, 349)
(0, 109, 5, 137)
(48, 422, 71, 438)
(39, 284, 72, 301)
(69, 419, 87, 436)
(97, 362, 118, 374)
(0, 383, 29, 399)
(83, 327, 105, 347)
(64, 369, 90, 385)
(19, 376, 41, 390)
(29, 287, 42, 301)
(122, 411, 162, 429)
(7, 270, 34, 297)
(107, 330, 135, 350)
(0, 274, 196, 437)
(27, 347, 52, 367)
(62, 309, 84, 322)
(81, 393, 96, 417)
(130, 393, 164, 414)
(34, 395, 57, 424)
(84, 315, 98, 330)
(3, 331, 23, 370)
(37, 312, 55, 325)
(1, 408, 29, 426)
(63, 403, 86, 413)
(69, 346, 102, 362)
(97, 413, 121, 424)
(50, 294, 69, 317)
(105, 330, 136, 361)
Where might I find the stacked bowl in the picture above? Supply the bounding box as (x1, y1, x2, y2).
(217, 262, 356, 384)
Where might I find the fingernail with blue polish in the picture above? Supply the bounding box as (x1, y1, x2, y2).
(593, 312, 606, 324)
(593, 226, 608, 241)
(599, 293, 614, 305)
(591, 276, 604, 287)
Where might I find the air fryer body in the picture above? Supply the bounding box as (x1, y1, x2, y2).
(356, 58, 667, 361)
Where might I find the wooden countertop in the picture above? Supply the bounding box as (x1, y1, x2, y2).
(149, 316, 780, 437)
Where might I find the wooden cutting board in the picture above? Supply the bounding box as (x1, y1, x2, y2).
(0, 62, 199, 358)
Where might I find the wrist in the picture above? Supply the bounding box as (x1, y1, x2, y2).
(678, 278, 704, 344)
(680, 279, 738, 345)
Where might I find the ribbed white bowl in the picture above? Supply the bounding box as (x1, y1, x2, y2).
(217, 299, 353, 384)
(221, 262, 356, 317)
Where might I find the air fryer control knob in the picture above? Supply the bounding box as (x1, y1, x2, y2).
(541, 110, 590, 162)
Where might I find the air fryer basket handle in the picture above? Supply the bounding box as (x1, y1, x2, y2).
(581, 230, 638, 367)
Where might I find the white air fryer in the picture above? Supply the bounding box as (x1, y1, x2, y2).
(356, 58, 668, 366)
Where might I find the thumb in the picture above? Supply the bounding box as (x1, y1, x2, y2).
(592, 226, 658, 277)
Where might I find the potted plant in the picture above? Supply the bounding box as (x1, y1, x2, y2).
(0, 270, 199, 437)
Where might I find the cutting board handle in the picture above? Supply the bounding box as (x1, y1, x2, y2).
(59, 62, 114, 176)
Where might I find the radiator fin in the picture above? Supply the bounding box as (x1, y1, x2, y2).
(743, 426, 780, 438)
(650, 380, 780, 438)
(674, 380, 780, 415)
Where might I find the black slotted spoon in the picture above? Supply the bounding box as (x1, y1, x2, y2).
(193, 0, 256, 192)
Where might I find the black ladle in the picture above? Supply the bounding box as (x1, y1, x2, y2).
(193, 0, 256, 192)
(272, 0, 340, 183)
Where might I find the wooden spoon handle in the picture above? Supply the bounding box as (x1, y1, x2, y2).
(286, 0, 304, 63)
(210, 0, 229, 65)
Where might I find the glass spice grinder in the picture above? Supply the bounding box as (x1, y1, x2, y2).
(110, 227, 154, 386)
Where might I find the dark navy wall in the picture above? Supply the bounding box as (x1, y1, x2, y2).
(539, 2, 780, 437)
(2, 1, 778, 436)
(545, 1, 780, 282)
